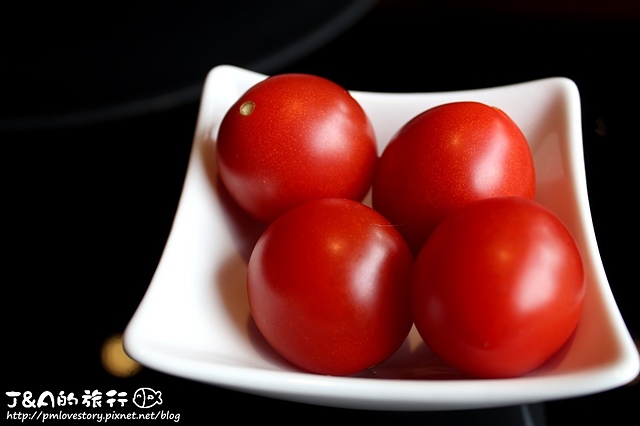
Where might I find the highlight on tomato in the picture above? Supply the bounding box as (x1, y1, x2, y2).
(216, 73, 377, 224)
(247, 198, 414, 376)
(411, 196, 585, 378)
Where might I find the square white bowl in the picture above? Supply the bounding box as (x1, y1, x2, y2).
(123, 64, 639, 411)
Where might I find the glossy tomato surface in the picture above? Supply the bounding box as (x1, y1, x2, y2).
(411, 196, 585, 379)
(247, 198, 414, 376)
(216, 74, 377, 224)
(372, 101, 535, 256)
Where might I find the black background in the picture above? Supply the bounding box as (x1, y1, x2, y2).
(4, 0, 639, 424)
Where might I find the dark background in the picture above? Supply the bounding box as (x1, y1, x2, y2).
(4, 0, 639, 424)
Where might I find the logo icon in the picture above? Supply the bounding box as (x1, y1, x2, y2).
(132, 388, 162, 409)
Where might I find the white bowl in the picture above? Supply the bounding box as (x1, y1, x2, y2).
(123, 64, 639, 411)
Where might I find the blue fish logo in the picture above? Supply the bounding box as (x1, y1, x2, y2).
(132, 388, 162, 409)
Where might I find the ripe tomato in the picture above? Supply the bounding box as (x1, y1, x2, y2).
(247, 198, 414, 376)
(372, 101, 536, 256)
(411, 196, 585, 378)
(216, 73, 377, 224)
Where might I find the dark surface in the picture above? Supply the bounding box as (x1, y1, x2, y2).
(4, 1, 639, 424)
(1, 0, 377, 129)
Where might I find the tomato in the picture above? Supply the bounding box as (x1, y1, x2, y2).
(411, 196, 585, 378)
(372, 101, 536, 256)
(216, 73, 377, 224)
(247, 198, 414, 376)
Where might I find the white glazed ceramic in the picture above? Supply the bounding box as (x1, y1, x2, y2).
(123, 64, 639, 411)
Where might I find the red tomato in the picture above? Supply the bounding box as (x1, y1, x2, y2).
(372, 101, 536, 256)
(411, 196, 585, 378)
(247, 198, 414, 376)
(216, 74, 377, 224)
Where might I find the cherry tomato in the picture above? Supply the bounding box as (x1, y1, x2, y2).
(372, 101, 536, 256)
(247, 198, 414, 376)
(411, 196, 585, 378)
(216, 73, 377, 224)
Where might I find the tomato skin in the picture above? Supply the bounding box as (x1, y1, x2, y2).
(247, 198, 414, 376)
(372, 101, 535, 256)
(216, 74, 377, 224)
(411, 196, 585, 378)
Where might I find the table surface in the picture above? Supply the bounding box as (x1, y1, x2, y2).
(4, 1, 639, 424)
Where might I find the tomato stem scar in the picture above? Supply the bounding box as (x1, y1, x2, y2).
(240, 101, 255, 116)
